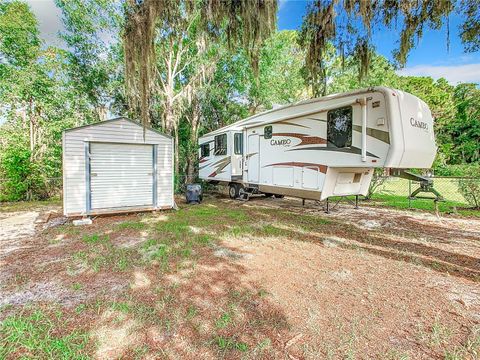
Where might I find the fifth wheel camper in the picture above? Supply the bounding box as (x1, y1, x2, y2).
(198, 87, 437, 202)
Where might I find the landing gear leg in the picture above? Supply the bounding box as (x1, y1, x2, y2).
(355, 195, 359, 209)
(325, 198, 330, 214)
(238, 186, 250, 201)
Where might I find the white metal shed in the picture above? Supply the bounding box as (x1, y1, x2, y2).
(62, 117, 174, 217)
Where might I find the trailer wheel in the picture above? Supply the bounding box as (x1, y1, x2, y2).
(238, 186, 249, 200)
(229, 184, 239, 199)
(264, 193, 274, 198)
(274, 194, 285, 199)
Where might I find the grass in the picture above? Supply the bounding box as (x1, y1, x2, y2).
(116, 220, 147, 230)
(379, 177, 467, 203)
(0, 197, 61, 213)
(82, 233, 108, 244)
(215, 311, 234, 329)
(369, 193, 480, 217)
(71, 283, 83, 291)
(135, 204, 269, 272)
(0, 308, 90, 359)
(74, 233, 137, 272)
(373, 177, 480, 217)
(214, 335, 248, 352)
(416, 317, 454, 351)
(444, 325, 480, 360)
(6, 196, 478, 358)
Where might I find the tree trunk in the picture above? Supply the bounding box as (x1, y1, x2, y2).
(28, 98, 36, 161)
(164, 104, 180, 181)
(185, 102, 201, 184)
(96, 105, 107, 121)
(174, 126, 179, 177)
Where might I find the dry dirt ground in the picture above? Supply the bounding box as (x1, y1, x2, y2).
(0, 195, 479, 359)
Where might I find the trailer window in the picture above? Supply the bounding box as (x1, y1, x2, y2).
(327, 106, 352, 148)
(200, 143, 210, 157)
(234, 133, 243, 155)
(214, 134, 227, 155)
(264, 126, 272, 139)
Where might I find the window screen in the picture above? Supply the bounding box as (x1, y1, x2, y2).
(200, 143, 210, 157)
(327, 106, 352, 148)
(264, 126, 272, 139)
(234, 133, 243, 155)
(214, 134, 227, 155)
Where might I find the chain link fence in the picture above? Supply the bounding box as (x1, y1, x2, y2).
(1, 175, 479, 214)
(369, 176, 480, 212)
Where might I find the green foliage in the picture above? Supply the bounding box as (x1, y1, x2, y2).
(366, 168, 388, 200)
(0, 1, 40, 66)
(0, 144, 44, 201)
(0, 1, 100, 201)
(55, 0, 123, 109)
(449, 84, 480, 164)
(457, 166, 480, 209)
(433, 164, 479, 177)
(214, 335, 248, 352)
(0, 308, 90, 359)
(297, 0, 478, 96)
(328, 54, 399, 94)
(254, 31, 307, 110)
(0, 1, 478, 203)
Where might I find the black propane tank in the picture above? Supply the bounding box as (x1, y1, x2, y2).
(186, 183, 203, 204)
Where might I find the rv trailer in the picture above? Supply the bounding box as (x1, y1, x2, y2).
(198, 87, 437, 202)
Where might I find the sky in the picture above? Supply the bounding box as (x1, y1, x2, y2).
(26, 0, 480, 85)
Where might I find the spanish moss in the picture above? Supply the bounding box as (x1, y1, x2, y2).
(123, 0, 277, 127)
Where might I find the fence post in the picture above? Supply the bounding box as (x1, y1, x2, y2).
(408, 179, 411, 208)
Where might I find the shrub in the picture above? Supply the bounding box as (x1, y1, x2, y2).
(434, 164, 478, 177)
(365, 168, 387, 199)
(457, 165, 480, 209)
(0, 145, 45, 201)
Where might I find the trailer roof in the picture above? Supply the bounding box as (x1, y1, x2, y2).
(203, 86, 396, 137)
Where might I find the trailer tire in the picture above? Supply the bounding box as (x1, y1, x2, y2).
(274, 194, 285, 199)
(264, 193, 274, 198)
(238, 186, 249, 200)
(229, 184, 239, 199)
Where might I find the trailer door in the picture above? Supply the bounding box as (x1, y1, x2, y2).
(231, 133, 243, 178)
(247, 134, 259, 183)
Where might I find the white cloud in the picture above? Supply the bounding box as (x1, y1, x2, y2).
(278, 0, 288, 10)
(397, 63, 480, 85)
(26, 0, 65, 47)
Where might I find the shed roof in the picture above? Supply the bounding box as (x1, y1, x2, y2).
(63, 117, 172, 139)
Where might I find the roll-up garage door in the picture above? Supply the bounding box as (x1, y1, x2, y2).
(90, 143, 153, 210)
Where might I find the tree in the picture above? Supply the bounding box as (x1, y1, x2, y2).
(327, 53, 399, 94)
(55, 0, 123, 121)
(151, 8, 219, 175)
(450, 83, 480, 164)
(248, 30, 308, 113)
(458, 165, 480, 208)
(178, 30, 308, 184)
(123, 0, 278, 127)
(298, 0, 480, 96)
(0, 0, 42, 158)
(0, 1, 99, 200)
